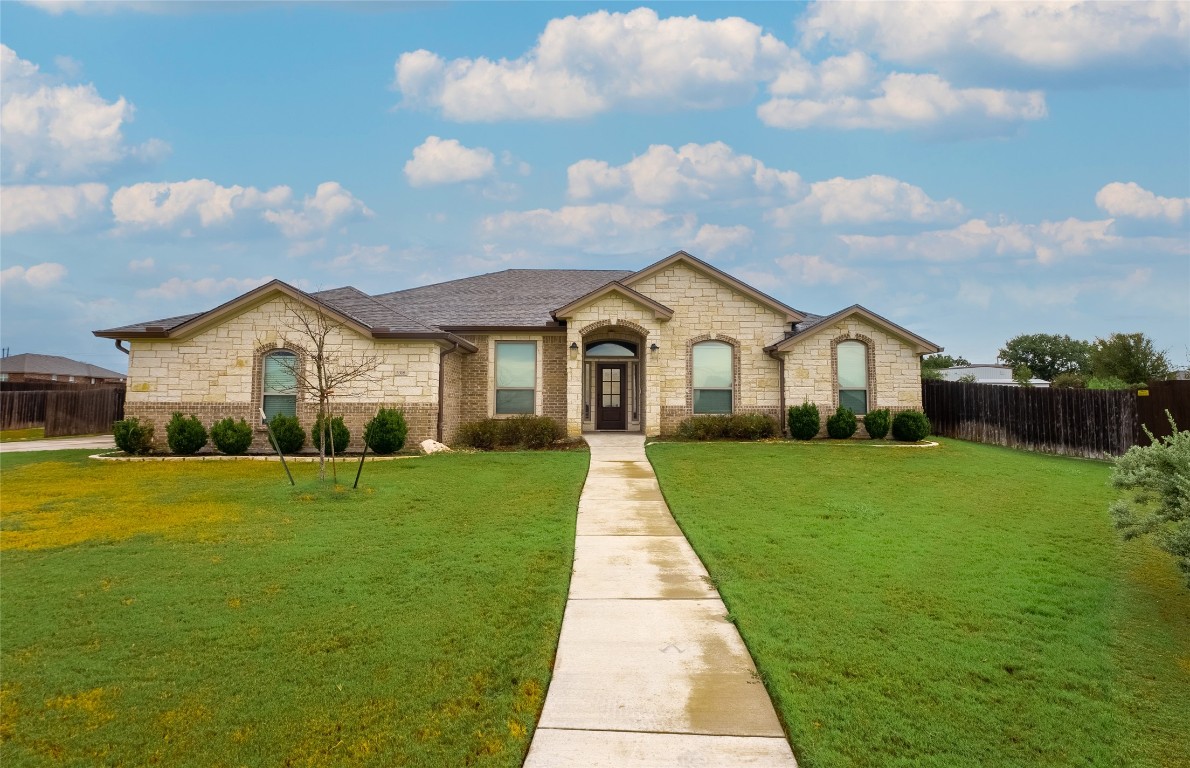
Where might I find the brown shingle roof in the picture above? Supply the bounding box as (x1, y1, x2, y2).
(0, 353, 125, 379)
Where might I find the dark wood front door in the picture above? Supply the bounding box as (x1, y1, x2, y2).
(596, 364, 626, 430)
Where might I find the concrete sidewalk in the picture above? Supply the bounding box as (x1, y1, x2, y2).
(524, 433, 797, 767)
(0, 435, 115, 453)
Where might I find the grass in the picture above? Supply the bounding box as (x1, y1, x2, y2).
(0, 448, 588, 766)
(647, 438, 1189, 768)
(0, 428, 45, 442)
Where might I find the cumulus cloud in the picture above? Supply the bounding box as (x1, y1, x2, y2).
(768, 175, 965, 226)
(776, 253, 864, 286)
(127, 257, 154, 272)
(326, 244, 393, 271)
(480, 203, 697, 255)
(0, 182, 107, 233)
(568, 142, 803, 204)
(1095, 182, 1188, 223)
(136, 275, 274, 301)
(800, 1, 1190, 76)
(691, 224, 753, 256)
(1, 44, 168, 181)
(394, 7, 792, 120)
(0, 261, 67, 288)
(404, 136, 496, 187)
(110, 179, 370, 238)
(759, 72, 1046, 133)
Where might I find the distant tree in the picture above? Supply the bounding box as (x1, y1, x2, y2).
(1012, 364, 1034, 386)
(921, 353, 970, 380)
(1090, 333, 1171, 385)
(997, 333, 1091, 381)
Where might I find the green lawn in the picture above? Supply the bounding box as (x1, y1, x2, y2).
(648, 439, 1189, 768)
(0, 449, 588, 766)
(0, 427, 45, 442)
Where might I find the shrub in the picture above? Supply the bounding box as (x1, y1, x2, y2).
(455, 418, 501, 450)
(210, 417, 253, 455)
(787, 402, 820, 440)
(826, 407, 858, 439)
(113, 417, 155, 455)
(268, 414, 306, 454)
(166, 412, 208, 455)
(364, 408, 408, 454)
(312, 413, 350, 454)
(1051, 372, 1088, 389)
(454, 415, 561, 450)
(892, 410, 931, 442)
(728, 413, 779, 440)
(863, 408, 891, 439)
(677, 415, 730, 441)
(675, 414, 779, 441)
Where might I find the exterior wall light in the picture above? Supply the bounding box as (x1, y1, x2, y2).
(569, 342, 578, 350)
(649, 343, 659, 353)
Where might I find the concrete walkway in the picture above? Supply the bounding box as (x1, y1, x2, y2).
(0, 435, 115, 453)
(524, 433, 797, 767)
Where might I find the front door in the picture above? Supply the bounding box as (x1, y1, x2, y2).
(596, 364, 626, 430)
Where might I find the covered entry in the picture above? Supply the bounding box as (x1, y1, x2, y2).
(582, 337, 643, 432)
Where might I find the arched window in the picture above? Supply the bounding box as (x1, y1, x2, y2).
(263, 350, 298, 420)
(585, 341, 637, 357)
(836, 341, 868, 414)
(692, 341, 732, 414)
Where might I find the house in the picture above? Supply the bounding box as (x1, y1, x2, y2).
(93, 251, 941, 449)
(0, 353, 127, 385)
(938, 364, 1050, 387)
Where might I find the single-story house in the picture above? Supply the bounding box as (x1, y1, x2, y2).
(94, 251, 941, 449)
(938, 364, 1050, 387)
(0, 353, 127, 385)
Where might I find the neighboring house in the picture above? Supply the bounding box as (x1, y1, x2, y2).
(938, 364, 1050, 387)
(0, 353, 127, 385)
(94, 251, 941, 449)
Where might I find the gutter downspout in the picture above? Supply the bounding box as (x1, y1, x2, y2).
(115, 340, 129, 354)
(436, 341, 461, 443)
(767, 348, 786, 436)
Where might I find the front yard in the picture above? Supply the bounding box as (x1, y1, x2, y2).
(648, 439, 1189, 768)
(0, 449, 587, 766)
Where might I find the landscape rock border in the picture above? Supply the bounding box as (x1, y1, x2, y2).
(90, 451, 422, 463)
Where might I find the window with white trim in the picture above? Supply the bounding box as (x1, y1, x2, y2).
(837, 341, 868, 414)
(262, 350, 298, 421)
(692, 341, 732, 414)
(495, 341, 536, 415)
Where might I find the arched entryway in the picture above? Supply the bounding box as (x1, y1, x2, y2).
(581, 326, 646, 432)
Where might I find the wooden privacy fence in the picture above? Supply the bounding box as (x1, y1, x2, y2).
(1, 387, 125, 436)
(921, 380, 1190, 460)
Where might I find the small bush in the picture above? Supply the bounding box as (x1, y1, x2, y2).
(454, 416, 561, 450)
(677, 415, 730, 441)
(455, 419, 500, 450)
(729, 413, 779, 440)
(210, 417, 253, 455)
(364, 408, 408, 455)
(113, 417, 154, 455)
(312, 413, 350, 454)
(675, 414, 779, 441)
(892, 410, 931, 442)
(1051, 372, 1088, 389)
(788, 402, 820, 440)
(863, 408, 891, 439)
(826, 407, 858, 439)
(268, 414, 306, 454)
(1087, 376, 1134, 390)
(166, 412, 208, 455)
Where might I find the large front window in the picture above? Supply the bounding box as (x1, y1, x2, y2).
(692, 341, 732, 414)
(837, 341, 868, 414)
(495, 341, 536, 414)
(263, 350, 298, 420)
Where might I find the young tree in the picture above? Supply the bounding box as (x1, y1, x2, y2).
(997, 333, 1092, 381)
(272, 297, 381, 480)
(1110, 413, 1189, 588)
(920, 353, 970, 380)
(1090, 332, 1171, 385)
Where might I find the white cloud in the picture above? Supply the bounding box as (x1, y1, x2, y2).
(1, 44, 168, 181)
(262, 182, 372, 238)
(568, 142, 803, 204)
(404, 136, 496, 187)
(135, 275, 274, 301)
(0, 182, 107, 233)
(1095, 182, 1188, 223)
(480, 203, 697, 255)
(691, 224, 753, 256)
(394, 7, 792, 120)
(127, 257, 154, 272)
(326, 244, 392, 270)
(0, 261, 67, 288)
(800, 1, 1190, 74)
(776, 253, 863, 286)
(768, 175, 965, 226)
(759, 72, 1045, 132)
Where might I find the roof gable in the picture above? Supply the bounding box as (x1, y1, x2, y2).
(624, 251, 804, 323)
(552, 281, 674, 320)
(767, 304, 942, 355)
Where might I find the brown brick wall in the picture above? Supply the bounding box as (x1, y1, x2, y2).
(440, 347, 463, 445)
(457, 334, 490, 426)
(541, 334, 567, 429)
(125, 401, 437, 453)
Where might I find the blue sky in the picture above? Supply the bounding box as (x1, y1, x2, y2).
(2, 1, 1188, 374)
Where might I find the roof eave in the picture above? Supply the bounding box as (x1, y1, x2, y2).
(768, 304, 942, 356)
(551, 281, 675, 321)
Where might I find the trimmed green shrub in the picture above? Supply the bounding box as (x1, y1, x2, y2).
(268, 414, 306, 454)
(455, 418, 501, 450)
(729, 413, 779, 440)
(1051, 372, 1088, 389)
(863, 408, 891, 439)
(113, 417, 154, 455)
(210, 417, 253, 455)
(892, 410, 931, 442)
(312, 413, 350, 454)
(454, 415, 561, 450)
(675, 414, 779, 441)
(364, 408, 408, 454)
(677, 415, 730, 441)
(787, 402, 820, 440)
(826, 407, 858, 439)
(166, 412, 208, 455)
